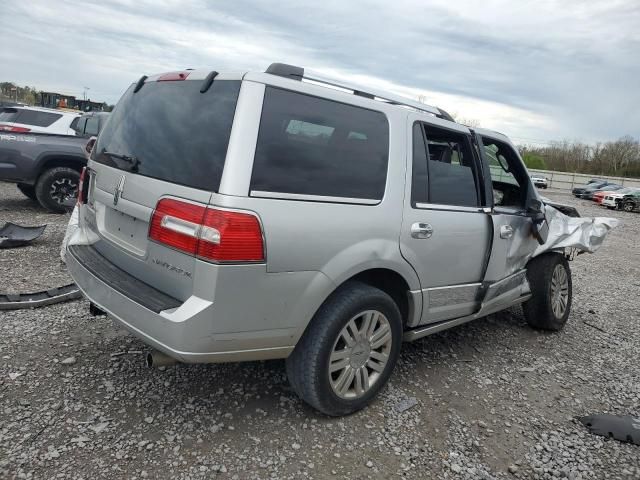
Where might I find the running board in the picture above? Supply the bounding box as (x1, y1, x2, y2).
(403, 294, 531, 342)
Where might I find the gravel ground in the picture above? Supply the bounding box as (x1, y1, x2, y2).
(0, 182, 638, 479)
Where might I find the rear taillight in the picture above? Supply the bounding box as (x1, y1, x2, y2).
(149, 198, 264, 263)
(77, 167, 89, 205)
(85, 136, 97, 159)
(0, 124, 30, 132)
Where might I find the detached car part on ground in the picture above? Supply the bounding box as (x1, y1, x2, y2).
(0, 111, 109, 213)
(65, 64, 618, 416)
(0, 222, 46, 248)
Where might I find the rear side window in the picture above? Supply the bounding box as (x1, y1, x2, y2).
(250, 87, 389, 201)
(15, 110, 62, 127)
(84, 116, 100, 136)
(412, 123, 479, 207)
(73, 117, 87, 134)
(93, 80, 241, 191)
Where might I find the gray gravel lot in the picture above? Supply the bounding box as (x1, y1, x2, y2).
(0, 181, 638, 479)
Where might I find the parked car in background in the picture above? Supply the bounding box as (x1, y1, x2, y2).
(602, 188, 640, 209)
(65, 63, 589, 416)
(580, 183, 622, 200)
(0, 106, 81, 135)
(0, 111, 109, 212)
(619, 190, 640, 212)
(590, 185, 624, 203)
(531, 175, 548, 189)
(572, 180, 611, 197)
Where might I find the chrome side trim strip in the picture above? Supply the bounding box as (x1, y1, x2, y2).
(425, 283, 481, 309)
(250, 191, 380, 205)
(425, 282, 481, 292)
(414, 203, 486, 213)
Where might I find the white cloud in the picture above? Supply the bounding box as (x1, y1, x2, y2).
(1, 0, 638, 143)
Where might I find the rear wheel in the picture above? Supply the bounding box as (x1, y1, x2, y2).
(35, 167, 80, 213)
(286, 281, 402, 416)
(523, 253, 572, 331)
(16, 183, 37, 201)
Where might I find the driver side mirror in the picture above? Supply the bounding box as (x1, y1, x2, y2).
(527, 198, 544, 218)
(527, 198, 549, 245)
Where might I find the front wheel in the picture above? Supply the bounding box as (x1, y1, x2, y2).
(622, 201, 636, 213)
(35, 167, 80, 213)
(286, 281, 402, 416)
(523, 253, 572, 331)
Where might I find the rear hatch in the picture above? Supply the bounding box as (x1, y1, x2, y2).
(84, 73, 241, 301)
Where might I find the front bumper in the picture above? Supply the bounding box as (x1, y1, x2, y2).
(66, 244, 297, 363)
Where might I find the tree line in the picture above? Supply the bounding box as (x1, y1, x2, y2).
(519, 137, 640, 178)
(443, 110, 640, 179)
(0, 82, 39, 105)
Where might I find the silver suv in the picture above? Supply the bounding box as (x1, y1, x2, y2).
(67, 64, 572, 416)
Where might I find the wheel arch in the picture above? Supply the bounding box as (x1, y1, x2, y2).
(288, 264, 421, 351)
(36, 155, 86, 179)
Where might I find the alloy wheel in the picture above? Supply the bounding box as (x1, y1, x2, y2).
(550, 264, 569, 318)
(50, 177, 78, 205)
(328, 310, 393, 399)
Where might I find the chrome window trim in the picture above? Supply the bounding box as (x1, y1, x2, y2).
(492, 206, 528, 217)
(424, 282, 482, 292)
(250, 190, 381, 205)
(414, 202, 486, 213)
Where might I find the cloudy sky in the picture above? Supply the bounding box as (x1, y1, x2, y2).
(1, 0, 638, 144)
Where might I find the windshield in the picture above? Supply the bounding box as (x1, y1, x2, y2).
(93, 79, 240, 191)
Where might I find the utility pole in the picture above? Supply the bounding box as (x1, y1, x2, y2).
(83, 86, 90, 101)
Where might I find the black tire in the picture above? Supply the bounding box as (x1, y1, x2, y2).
(622, 201, 636, 213)
(16, 183, 37, 201)
(286, 281, 402, 416)
(34, 167, 80, 213)
(523, 253, 572, 331)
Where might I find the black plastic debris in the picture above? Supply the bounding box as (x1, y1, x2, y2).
(579, 414, 640, 445)
(0, 222, 47, 248)
(0, 283, 81, 310)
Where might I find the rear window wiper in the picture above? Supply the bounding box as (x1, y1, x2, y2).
(102, 150, 141, 170)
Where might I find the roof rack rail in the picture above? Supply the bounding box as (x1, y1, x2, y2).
(264, 62, 455, 122)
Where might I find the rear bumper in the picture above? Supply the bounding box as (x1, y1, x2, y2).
(66, 244, 299, 363)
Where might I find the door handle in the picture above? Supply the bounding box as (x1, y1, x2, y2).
(411, 222, 433, 239)
(500, 225, 514, 239)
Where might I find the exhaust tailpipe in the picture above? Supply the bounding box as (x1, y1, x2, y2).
(146, 350, 178, 368)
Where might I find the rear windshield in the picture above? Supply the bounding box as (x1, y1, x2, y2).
(0, 108, 19, 122)
(16, 109, 63, 127)
(93, 79, 241, 191)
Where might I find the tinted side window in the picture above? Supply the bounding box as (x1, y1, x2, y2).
(74, 117, 87, 134)
(423, 125, 479, 207)
(15, 110, 62, 127)
(251, 87, 389, 201)
(84, 117, 100, 136)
